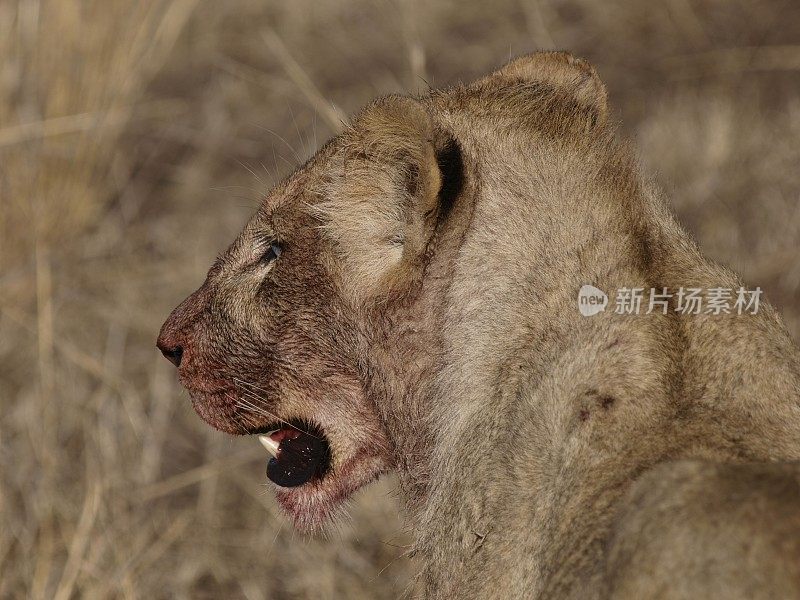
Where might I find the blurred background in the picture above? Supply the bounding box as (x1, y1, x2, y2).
(1, 0, 799, 597)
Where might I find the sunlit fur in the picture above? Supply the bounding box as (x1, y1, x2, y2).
(160, 52, 800, 597)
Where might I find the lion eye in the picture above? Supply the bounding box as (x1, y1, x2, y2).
(260, 241, 282, 265)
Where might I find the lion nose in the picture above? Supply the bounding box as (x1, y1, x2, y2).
(158, 282, 211, 370)
(157, 340, 184, 367)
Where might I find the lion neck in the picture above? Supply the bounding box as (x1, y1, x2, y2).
(364, 137, 690, 588)
(366, 129, 657, 512)
(359, 112, 800, 596)
(392, 132, 800, 594)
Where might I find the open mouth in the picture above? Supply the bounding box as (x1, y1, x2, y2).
(250, 420, 331, 488)
(180, 384, 391, 530)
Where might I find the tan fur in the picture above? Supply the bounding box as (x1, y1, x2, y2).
(159, 51, 800, 598)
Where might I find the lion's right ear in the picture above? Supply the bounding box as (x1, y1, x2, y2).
(315, 96, 460, 302)
(487, 51, 608, 125)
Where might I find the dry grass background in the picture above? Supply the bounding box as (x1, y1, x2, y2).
(1, 0, 799, 597)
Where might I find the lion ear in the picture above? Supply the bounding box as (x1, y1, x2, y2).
(353, 95, 444, 217)
(320, 96, 459, 301)
(490, 51, 608, 125)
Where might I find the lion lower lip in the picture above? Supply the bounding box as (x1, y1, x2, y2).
(255, 423, 331, 488)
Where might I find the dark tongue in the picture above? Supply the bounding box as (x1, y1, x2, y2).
(266, 430, 328, 487)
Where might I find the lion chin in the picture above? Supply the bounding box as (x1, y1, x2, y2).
(273, 450, 389, 533)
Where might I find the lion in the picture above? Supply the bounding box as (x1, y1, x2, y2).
(157, 51, 800, 598)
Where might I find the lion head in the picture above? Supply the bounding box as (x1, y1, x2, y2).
(157, 51, 610, 531)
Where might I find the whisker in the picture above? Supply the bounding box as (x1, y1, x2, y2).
(234, 378, 272, 394)
(232, 378, 320, 438)
(236, 400, 319, 439)
(234, 396, 281, 421)
(234, 409, 258, 430)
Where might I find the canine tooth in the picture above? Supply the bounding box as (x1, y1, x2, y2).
(258, 434, 279, 458)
